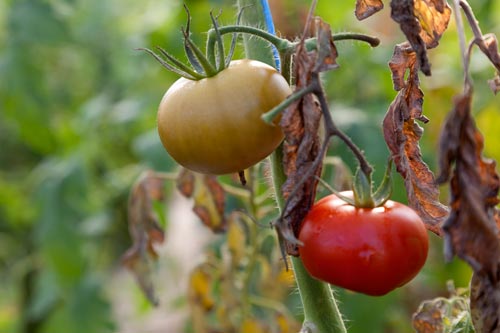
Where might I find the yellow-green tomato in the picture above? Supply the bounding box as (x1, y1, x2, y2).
(157, 59, 291, 174)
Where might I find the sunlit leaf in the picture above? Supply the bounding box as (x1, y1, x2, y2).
(355, 0, 384, 20)
(177, 168, 226, 232)
(390, 0, 451, 75)
(414, 0, 451, 48)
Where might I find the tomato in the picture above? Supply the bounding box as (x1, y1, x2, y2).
(157, 59, 291, 174)
(298, 192, 429, 296)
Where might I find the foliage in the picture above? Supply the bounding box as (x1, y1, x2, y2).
(1, 0, 499, 333)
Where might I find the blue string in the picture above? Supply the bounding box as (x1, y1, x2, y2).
(260, 0, 281, 69)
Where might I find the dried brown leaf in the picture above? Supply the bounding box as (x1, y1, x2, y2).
(437, 88, 500, 332)
(488, 74, 500, 95)
(122, 170, 167, 305)
(414, 0, 451, 48)
(470, 271, 500, 333)
(412, 295, 472, 332)
(437, 88, 500, 271)
(480, 34, 500, 72)
(314, 18, 339, 72)
(355, 0, 384, 20)
(383, 43, 449, 235)
(390, 0, 451, 75)
(279, 17, 337, 255)
(177, 168, 226, 233)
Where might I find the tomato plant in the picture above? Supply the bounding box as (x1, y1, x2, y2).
(298, 191, 429, 296)
(157, 59, 290, 174)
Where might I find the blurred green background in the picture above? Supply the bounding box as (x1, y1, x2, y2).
(0, 0, 499, 332)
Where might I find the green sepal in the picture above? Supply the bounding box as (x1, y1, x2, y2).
(209, 11, 226, 71)
(137, 48, 201, 80)
(372, 158, 393, 207)
(155, 47, 205, 80)
(352, 168, 374, 208)
(183, 28, 217, 76)
(225, 7, 246, 68)
(315, 176, 355, 206)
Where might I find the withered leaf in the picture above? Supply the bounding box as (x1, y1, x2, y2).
(314, 17, 339, 72)
(479, 34, 500, 72)
(383, 43, 449, 235)
(437, 88, 500, 272)
(412, 295, 473, 333)
(188, 263, 216, 312)
(122, 170, 167, 305)
(279, 17, 338, 255)
(470, 271, 500, 333)
(478, 34, 500, 94)
(437, 87, 500, 332)
(390, 0, 451, 75)
(177, 168, 226, 233)
(414, 0, 451, 48)
(355, 0, 384, 20)
(488, 73, 500, 95)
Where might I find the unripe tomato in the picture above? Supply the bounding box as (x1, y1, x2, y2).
(298, 191, 429, 296)
(157, 59, 291, 174)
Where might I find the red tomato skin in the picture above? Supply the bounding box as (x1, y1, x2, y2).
(298, 192, 429, 296)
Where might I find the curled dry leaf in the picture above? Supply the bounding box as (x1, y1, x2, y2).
(176, 168, 226, 233)
(478, 34, 500, 94)
(390, 0, 451, 75)
(383, 43, 449, 235)
(437, 87, 500, 332)
(414, 0, 451, 48)
(412, 295, 473, 333)
(479, 34, 500, 72)
(122, 170, 167, 305)
(355, 0, 384, 21)
(488, 73, 500, 95)
(470, 271, 500, 333)
(279, 17, 338, 255)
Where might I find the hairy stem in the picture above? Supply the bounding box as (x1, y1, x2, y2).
(239, 1, 348, 332)
(452, 0, 471, 85)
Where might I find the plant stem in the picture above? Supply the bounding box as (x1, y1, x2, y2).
(452, 0, 470, 84)
(304, 32, 380, 49)
(270, 145, 347, 333)
(292, 257, 347, 333)
(239, 1, 347, 331)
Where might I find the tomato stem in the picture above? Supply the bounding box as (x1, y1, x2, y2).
(270, 146, 348, 333)
(207, 25, 293, 57)
(292, 257, 348, 333)
(304, 32, 380, 49)
(261, 85, 315, 124)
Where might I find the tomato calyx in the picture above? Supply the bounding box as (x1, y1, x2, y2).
(321, 159, 393, 209)
(138, 5, 241, 80)
(352, 158, 393, 208)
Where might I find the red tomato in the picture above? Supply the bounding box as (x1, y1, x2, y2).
(298, 191, 429, 296)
